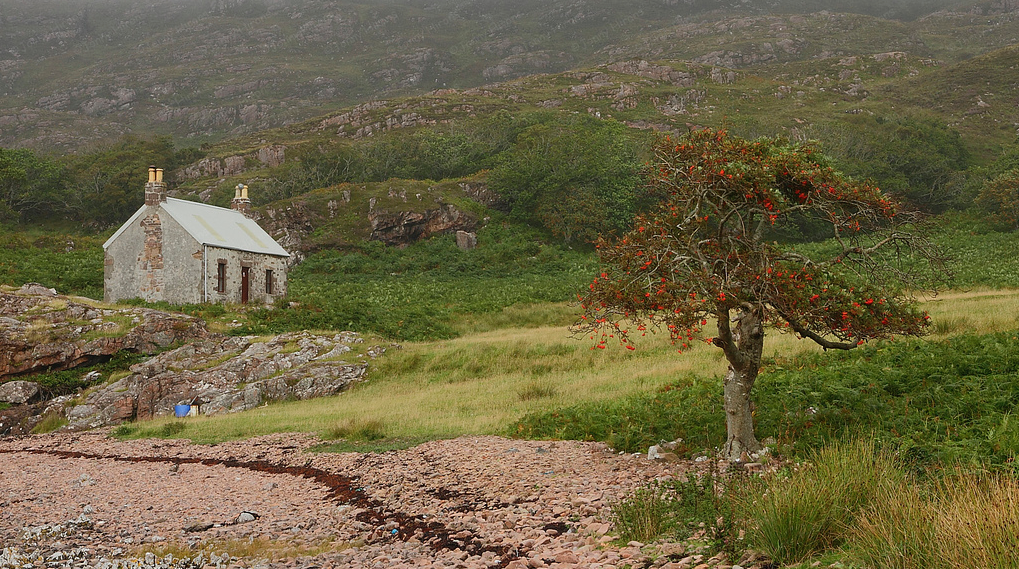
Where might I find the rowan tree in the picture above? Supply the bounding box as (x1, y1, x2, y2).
(576, 129, 948, 460)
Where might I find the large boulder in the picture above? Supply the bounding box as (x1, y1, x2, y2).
(0, 380, 41, 404)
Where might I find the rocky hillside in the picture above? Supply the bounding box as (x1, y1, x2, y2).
(0, 284, 389, 435)
(0, 0, 985, 151)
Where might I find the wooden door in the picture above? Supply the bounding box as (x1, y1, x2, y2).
(241, 266, 250, 304)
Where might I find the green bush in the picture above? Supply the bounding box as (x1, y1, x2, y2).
(0, 232, 104, 298)
(512, 330, 1019, 468)
(815, 114, 972, 213)
(11, 351, 147, 399)
(241, 222, 597, 340)
(160, 421, 187, 437)
(511, 376, 725, 455)
(488, 113, 646, 242)
(976, 168, 1019, 230)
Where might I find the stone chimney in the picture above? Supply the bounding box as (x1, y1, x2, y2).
(144, 166, 167, 206)
(231, 183, 252, 217)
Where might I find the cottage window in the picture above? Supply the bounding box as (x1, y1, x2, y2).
(265, 269, 274, 295)
(217, 262, 227, 293)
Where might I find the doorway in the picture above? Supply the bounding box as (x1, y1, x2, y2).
(241, 266, 250, 304)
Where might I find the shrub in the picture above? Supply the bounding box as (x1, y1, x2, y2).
(159, 421, 187, 437)
(488, 113, 645, 241)
(612, 469, 740, 555)
(976, 168, 1019, 230)
(511, 376, 725, 455)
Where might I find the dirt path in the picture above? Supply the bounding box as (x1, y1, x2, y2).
(0, 431, 734, 569)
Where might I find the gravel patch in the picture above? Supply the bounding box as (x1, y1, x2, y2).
(0, 431, 742, 569)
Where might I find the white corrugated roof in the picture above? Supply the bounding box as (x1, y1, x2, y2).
(104, 198, 290, 257)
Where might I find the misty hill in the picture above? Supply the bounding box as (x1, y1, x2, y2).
(0, 0, 998, 151)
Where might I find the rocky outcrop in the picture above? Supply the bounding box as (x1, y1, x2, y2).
(0, 285, 208, 381)
(605, 60, 697, 87)
(458, 181, 507, 210)
(63, 331, 386, 430)
(178, 145, 286, 180)
(257, 180, 497, 257)
(0, 380, 42, 405)
(369, 203, 477, 246)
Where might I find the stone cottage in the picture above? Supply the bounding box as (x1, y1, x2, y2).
(103, 167, 289, 305)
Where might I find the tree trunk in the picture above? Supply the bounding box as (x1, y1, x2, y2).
(718, 306, 765, 461)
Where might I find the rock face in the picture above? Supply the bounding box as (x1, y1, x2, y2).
(64, 331, 386, 430)
(177, 145, 286, 180)
(369, 203, 477, 246)
(257, 181, 494, 258)
(0, 285, 209, 381)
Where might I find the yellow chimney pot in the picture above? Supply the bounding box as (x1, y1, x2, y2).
(241, 184, 249, 200)
(155, 168, 164, 183)
(148, 166, 156, 183)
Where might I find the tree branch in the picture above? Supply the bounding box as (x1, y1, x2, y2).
(777, 310, 859, 351)
(713, 307, 749, 367)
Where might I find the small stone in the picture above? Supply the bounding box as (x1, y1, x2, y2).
(659, 543, 686, 557)
(554, 551, 580, 564)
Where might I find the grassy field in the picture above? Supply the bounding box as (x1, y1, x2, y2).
(119, 288, 1019, 452)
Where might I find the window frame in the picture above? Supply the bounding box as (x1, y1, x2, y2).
(216, 261, 227, 293)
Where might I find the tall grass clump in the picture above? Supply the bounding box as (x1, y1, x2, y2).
(324, 417, 387, 441)
(30, 412, 69, 434)
(933, 474, 1019, 568)
(612, 470, 730, 547)
(736, 438, 899, 565)
(611, 481, 678, 543)
(849, 472, 1019, 569)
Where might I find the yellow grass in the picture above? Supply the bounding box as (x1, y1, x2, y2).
(126, 290, 1019, 445)
(922, 288, 1019, 337)
(850, 471, 1019, 569)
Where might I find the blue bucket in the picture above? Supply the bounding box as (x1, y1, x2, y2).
(174, 404, 191, 418)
